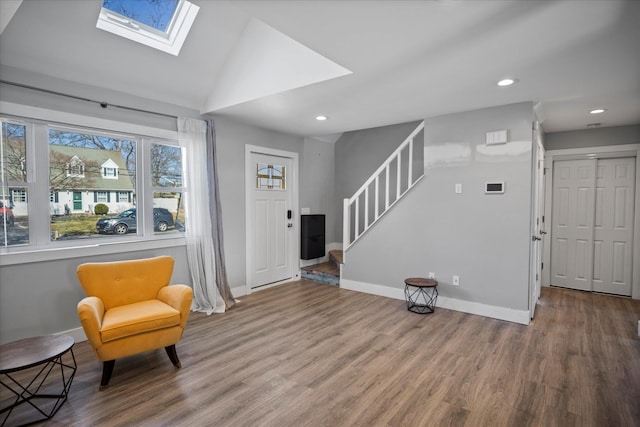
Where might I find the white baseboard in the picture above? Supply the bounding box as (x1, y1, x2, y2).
(231, 286, 247, 297)
(340, 279, 530, 325)
(300, 256, 329, 267)
(56, 326, 88, 343)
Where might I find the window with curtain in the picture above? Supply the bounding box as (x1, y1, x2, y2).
(0, 115, 187, 251)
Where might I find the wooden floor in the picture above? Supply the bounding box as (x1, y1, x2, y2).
(8, 281, 640, 426)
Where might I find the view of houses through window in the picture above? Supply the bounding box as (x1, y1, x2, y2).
(0, 122, 28, 245)
(1, 118, 185, 249)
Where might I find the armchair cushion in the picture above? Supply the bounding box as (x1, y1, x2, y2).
(101, 300, 181, 343)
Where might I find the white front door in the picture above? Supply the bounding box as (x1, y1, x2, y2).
(246, 149, 296, 290)
(550, 157, 635, 296)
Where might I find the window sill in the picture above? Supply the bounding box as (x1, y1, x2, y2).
(0, 236, 186, 266)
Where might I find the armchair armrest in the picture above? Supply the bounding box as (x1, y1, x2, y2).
(77, 296, 105, 348)
(157, 285, 193, 328)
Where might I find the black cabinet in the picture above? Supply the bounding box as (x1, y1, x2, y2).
(301, 214, 325, 260)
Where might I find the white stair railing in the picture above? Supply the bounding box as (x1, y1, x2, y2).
(343, 121, 425, 260)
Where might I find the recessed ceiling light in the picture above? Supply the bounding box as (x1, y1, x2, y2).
(497, 78, 518, 87)
(589, 108, 607, 114)
(315, 115, 328, 121)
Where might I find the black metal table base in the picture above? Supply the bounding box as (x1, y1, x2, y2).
(405, 284, 438, 314)
(1, 348, 76, 427)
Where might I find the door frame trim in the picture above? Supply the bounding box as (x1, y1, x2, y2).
(529, 122, 545, 319)
(244, 144, 300, 295)
(543, 143, 640, 299)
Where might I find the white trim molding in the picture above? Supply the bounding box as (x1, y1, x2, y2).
(244, 145, 300, 296)
(340, 279, 531, 325)
(56, 327, 87, 343)
(543, 143, 640, 300)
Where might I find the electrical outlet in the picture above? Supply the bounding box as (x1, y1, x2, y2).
(428, 272, 435, 279)
(452, 275, 460, 286)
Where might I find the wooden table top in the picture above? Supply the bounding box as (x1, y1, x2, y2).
(405, 277, 438, 288)
(0, 335, 74, 374)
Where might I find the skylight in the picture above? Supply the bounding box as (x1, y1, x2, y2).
(103, 0, 179, 32)
(97, 0, 199, 56)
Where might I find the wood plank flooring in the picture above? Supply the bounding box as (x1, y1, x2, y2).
(7, 281, 640, 426)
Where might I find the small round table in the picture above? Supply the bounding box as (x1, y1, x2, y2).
(0, 335, 76, 426)
(404, 277, 438, 314)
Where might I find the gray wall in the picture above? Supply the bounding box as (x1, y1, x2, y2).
(334, 120, 423, 240)
(0, 68, 200, 343)
(0, 68, 337, 342)
(0, 65, 194, 131)
(342, 102, 534, 311)
(0, 247, 191, 343)
(544, 124, 640, 150)
(212, 116, 323, 288)
(301, 137, 336, 244)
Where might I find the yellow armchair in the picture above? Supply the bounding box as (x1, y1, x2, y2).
(76, 256, 193, 389)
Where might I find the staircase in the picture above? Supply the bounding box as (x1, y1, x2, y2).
(302, 121, 424, 286)
(301, 250, 343, 286)
(343, 121, 425, 262)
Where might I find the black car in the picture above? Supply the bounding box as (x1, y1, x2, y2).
(96, 208, 175, 234)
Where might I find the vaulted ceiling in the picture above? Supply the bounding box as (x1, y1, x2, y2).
(1, 0, 639, 137)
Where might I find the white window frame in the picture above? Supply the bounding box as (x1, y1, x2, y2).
(117, 191, 130, 202)
(11, 188, 27, 203)
(102, 161, 120, 179)
(96, 191, 109, 203)
(65, 156, 85, 177)
(96, 0, 200, 56)
(0, 101, 185, 266)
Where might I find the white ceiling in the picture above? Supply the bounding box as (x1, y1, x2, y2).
(1, 0, 639, 137)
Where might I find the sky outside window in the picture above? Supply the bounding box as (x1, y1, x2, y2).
(102, 0, 180, 33)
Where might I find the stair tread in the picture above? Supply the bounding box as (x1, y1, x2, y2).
(329, 250, 343, 265)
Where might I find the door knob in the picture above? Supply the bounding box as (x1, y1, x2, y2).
(532, 236, 541, 241)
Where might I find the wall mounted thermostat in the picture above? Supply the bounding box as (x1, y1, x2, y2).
(485, 182, 505, 194)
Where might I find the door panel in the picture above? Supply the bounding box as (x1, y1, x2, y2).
(248, 152, 293, 288)
(254, 200, 268, 272)
(551, 159, 595, 291)
(530, 128, 545, 319)
(274, 200, 287, 268)
(73, 192, 82, 210)
(592, 157, 634, 295)
(551, 157, 635, 296)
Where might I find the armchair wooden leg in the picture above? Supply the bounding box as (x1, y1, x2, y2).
(100, 360, 116, 390)
(165, 345, 182, 368)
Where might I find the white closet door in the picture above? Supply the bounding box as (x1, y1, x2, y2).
(551, 157, 635, 296)
(551, 160, 596, 291)
(592, 158, 635, 296)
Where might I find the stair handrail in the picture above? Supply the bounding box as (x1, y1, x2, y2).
(343, 121, 425, 257)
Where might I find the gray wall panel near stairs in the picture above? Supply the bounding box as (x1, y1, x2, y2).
(342, 102, 535, 313)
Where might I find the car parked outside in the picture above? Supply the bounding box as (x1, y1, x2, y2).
(96, 208, 175, 235)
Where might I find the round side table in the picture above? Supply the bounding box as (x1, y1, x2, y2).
(0, 335, 76, 426)
(404, 277, 438, 314)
